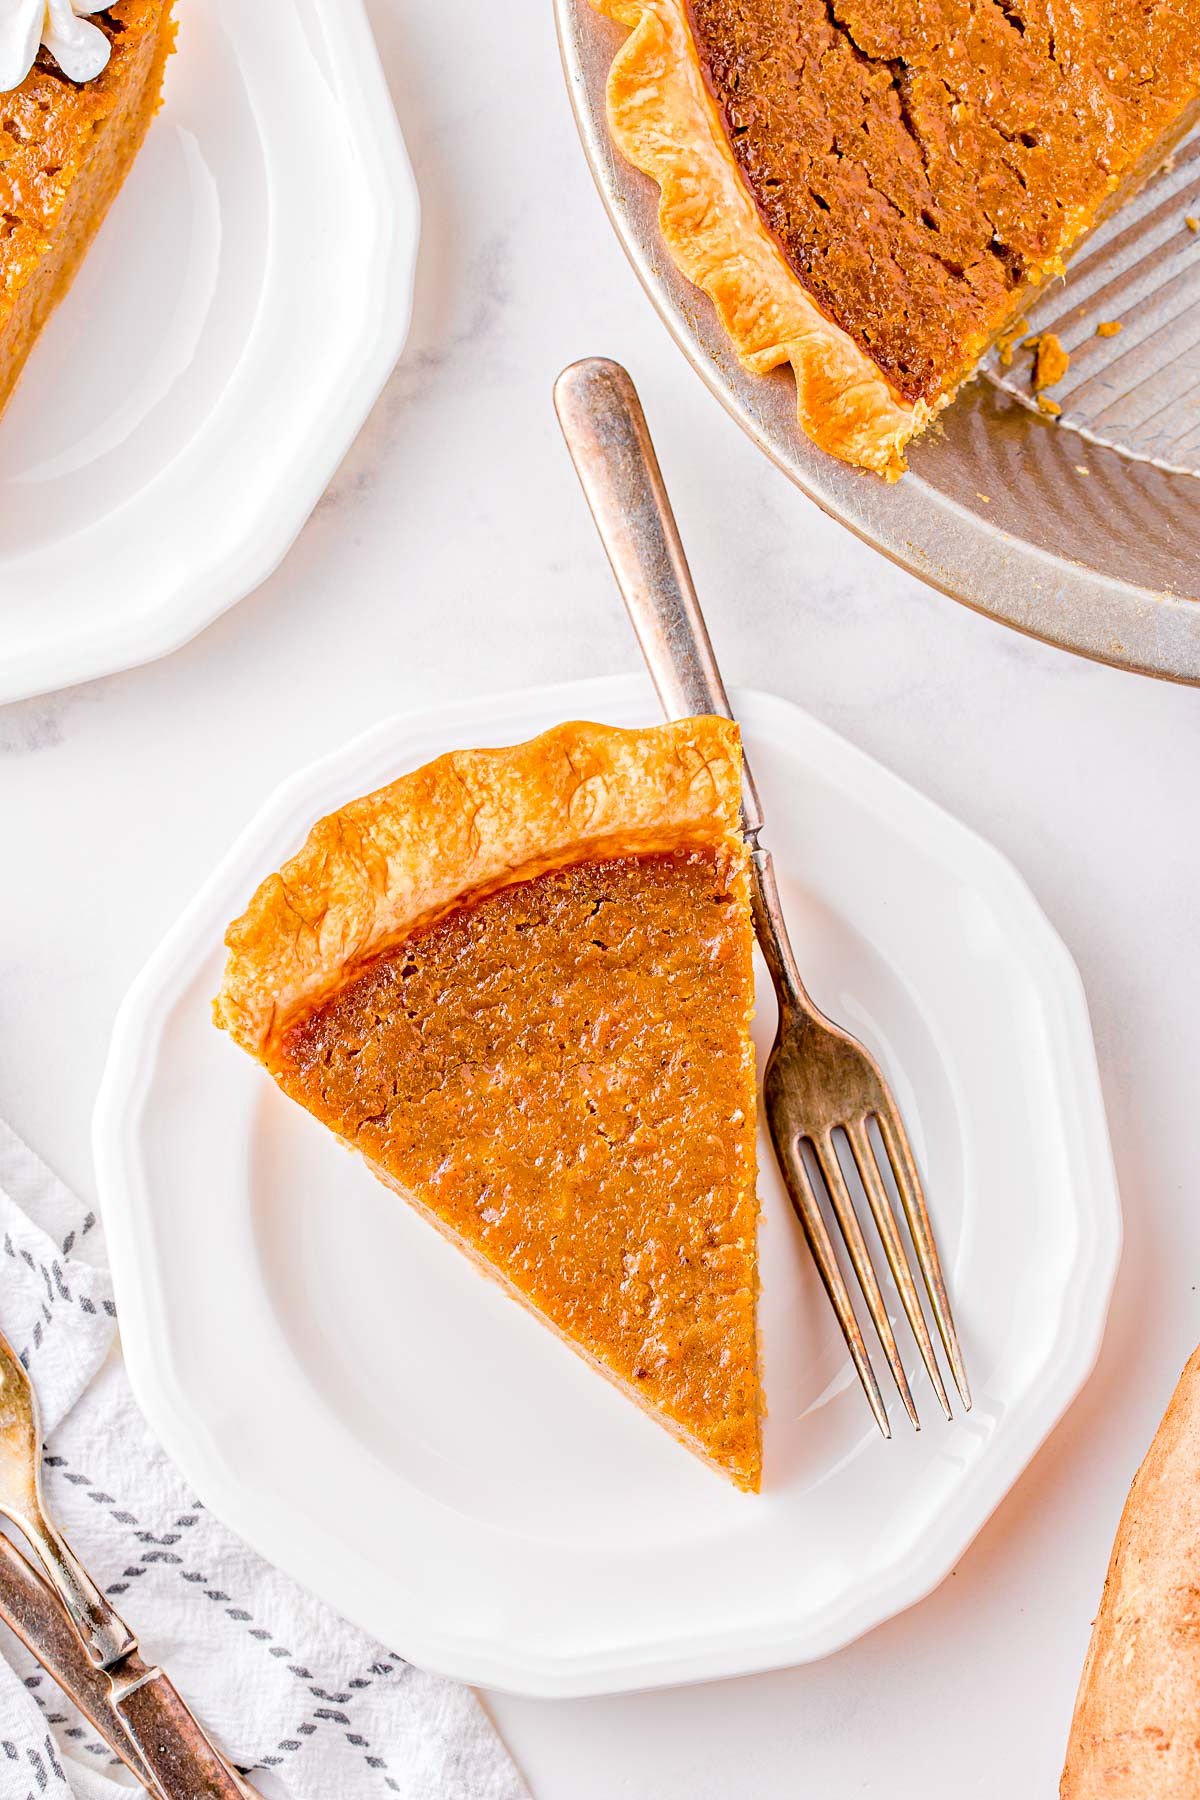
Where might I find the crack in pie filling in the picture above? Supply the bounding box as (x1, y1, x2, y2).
(215, 718, 764, 1491)
(591, 0, 1200, 476)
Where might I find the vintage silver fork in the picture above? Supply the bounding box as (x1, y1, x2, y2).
(555, 357, 970, 1433)
(0, 1324, 253, 1798)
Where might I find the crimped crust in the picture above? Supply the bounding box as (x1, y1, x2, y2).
(215, 716, 745, 1059)
(592, 0, 930, 478)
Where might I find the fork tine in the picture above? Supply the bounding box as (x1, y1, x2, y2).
(772, 1127, 892, 1438)
(810, 1133, 919, 1428)
(846, 1120, 952, 1421)
(875, 1104, 972, 1410)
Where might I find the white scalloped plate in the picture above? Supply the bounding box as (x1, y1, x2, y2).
(0, 0, 417, 704)
(94, 676, 1121, 1697)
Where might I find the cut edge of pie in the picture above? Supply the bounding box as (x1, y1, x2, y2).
(591, 0, 1200, 479)
(215, 716, 764, 1492)
(592, 0, 933, 479)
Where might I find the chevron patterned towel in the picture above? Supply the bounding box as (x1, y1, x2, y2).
(0, 1120, 529, 1800)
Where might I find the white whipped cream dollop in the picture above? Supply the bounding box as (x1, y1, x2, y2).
(0, 0, 111, 95)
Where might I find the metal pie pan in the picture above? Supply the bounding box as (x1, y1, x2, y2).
(557, 0, 1200, 683)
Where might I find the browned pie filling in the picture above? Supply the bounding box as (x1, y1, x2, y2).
(275, 848, 761, 1487)
(687, 0, 1200, 404)
(0, 0, 176, 418)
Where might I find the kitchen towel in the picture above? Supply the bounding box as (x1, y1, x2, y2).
(0, 1119, 529, 1800)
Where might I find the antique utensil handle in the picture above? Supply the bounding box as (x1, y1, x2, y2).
(0, 1536, 256, 1800)
(0, 1325, 134, 1667)
(554, 355, 814, 1007)
(110, 1664, 253, 1800)
(553, 357, 765, 838)
(0, 1533, 153, 1786)
(24, 1514, 246, 1793)
(20, 1514, 247, 1798)
(0, 1329, 253, 1797)
(19, 1506, 136, 1668)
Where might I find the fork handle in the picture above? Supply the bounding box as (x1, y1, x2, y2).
(110, 1661, 254, 1800)
(19, 1505, 136, 1669)
(553, 357, 765, 838)
(18, 1510, 251, 1797)
(0, 1532, 155, 1786)
(554, 356, 814, 1007)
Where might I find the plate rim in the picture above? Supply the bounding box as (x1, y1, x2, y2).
(0, 0, 420, 706)
(93, 674, 1123, 1697)
(554, 0, 1200, 686)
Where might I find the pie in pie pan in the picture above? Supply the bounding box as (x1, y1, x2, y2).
(592, 0, 1200, 476)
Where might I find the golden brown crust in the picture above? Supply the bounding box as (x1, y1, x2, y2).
(591, 0, 929, 478)
(215, 716, 746, 1059)
(1061, 1345, 1200, 1797)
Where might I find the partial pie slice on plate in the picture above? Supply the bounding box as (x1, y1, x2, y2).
(215, 716, 764, 1491)
(592, 0, 1200, 476)
(0, 0, 175, 419)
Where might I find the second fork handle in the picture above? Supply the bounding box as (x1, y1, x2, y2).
(0, 1532, 153, 1785)
(111, 1662, 254, 1800)
(553, 357, 764, 839)
(0, 1534, 257, 1800)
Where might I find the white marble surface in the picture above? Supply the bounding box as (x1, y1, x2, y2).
(3, 3, 1200, 1794)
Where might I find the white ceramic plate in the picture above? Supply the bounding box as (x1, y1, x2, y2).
(94, 676, 1121, 1698)
(0, 0, 417, 704)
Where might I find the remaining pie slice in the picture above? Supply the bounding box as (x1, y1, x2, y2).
(215, 717, 763, 1490)
(592, 0, 1200, 477)
(0, 0, 176, 419)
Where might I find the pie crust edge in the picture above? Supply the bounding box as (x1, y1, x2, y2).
(591, 0, 934, 479)
(214, 714, 747, 1060)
